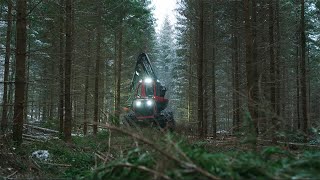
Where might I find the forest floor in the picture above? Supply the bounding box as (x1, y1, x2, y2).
(1, 124, 320, 180)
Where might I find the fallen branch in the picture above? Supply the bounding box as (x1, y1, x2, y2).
(23, 137, 45, 143)
(115, 162, 171, 180)
(40, 162, 72, 167)
(102, 123, 220, 180)
(24, 124, 59, 134)
(6, 171, 17, 179)
(95, 152, 107, 162)
(258, 139, 320, 148)
(30, 158, 41, 170)
(22, 134, 51, 139)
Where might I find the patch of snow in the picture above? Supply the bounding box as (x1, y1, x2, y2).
(72, 133, 84, 137)
(32, 150, 50, 161)
(217, 130, 229, 134)
(0, 21, 6, 28)
(108, 59, 114, 66)
(35, 39, 44, 45)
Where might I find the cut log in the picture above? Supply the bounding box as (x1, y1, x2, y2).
(24, 124, 59, 134)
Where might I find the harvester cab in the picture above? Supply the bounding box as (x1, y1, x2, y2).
(124, 53, 174, 130)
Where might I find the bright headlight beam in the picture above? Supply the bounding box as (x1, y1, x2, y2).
(136, 100, 142, 107)
(146, 100, 153, 106)
(144, 77, 153, 84)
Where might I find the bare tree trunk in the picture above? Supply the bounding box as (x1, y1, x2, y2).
(197, 0, 204, 138)
(296, 44, 301, 130)
(300, 0, 308, 137)
(13, 0, 27, 145)
(252, 0, 259, 135)
(203, 0, 211, 137)
(48, 49, 55, 121)
(203, 58, 208, 137)
(232, 1, 240, 134)
(187, 50, 192, 123)
(8, 68, 15, 121)
(115, 17, 123, 122)
(275, 0, 281, 119)
(59, 0, 65, 137)
(24, 31, 31, 125)
(275, 0, 283, 126)
(1, 0, 12, 134)
(64, 0, 73, 142)
(211, 40, 216, 139)
(83, 33, 91, 135)
(94, 5, 102, 134)
(210, 2, 216, 139)
(269, 0, 278, 143)
(244, 0, 258, 149)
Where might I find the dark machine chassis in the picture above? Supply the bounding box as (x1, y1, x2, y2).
(123, 110, 175, 131)
(123, 53, 175, 131)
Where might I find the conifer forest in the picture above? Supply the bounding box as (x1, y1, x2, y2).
(0, 0, 320, 179)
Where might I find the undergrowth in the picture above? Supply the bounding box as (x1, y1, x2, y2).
(87, 138, 320, 180)
(2, 128, 320, 180)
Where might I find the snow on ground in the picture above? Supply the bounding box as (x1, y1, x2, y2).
(32, 150, 50, 161)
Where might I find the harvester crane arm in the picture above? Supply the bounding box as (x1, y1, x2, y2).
(130, 53, 158, 91)
(123, 53, 174, 131)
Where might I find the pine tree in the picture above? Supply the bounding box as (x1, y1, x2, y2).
(13, 0, 27, 145)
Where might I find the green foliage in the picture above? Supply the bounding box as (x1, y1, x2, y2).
(316, 1, 320, 10)
(14, 131, 112, 179)
(87, 138, 320, 180)
(241, 111, 257, 146)
(89, 148, 155, 180)
(310, 127, 320, 145)
(7, 130, 320, 179)
(280, 130, 307, 143)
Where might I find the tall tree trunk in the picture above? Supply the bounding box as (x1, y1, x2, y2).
(8, 67, 15, 121)
(300, 0, 308, 137)
(1, 0, 12, 134)
(114, 33, 117, 116)
(203, 0, 211, 137)
(210, 2, 216, 139)
(211, 40, 216, 138)
(296, 43, 301, 130)
(187, 49, 192, 122)
(64, 0, 73, 142)
(275, 0, 281, 118)
(244, 0, 258, 148)
(94, 5, 102, 134)
(83, 33, 91, 135)
(59, 0, 65, 137)
(269, 0, 277, 143)
(232, 1, 240, 134)
(197, 0, 204, 138)
(13, 0, 27, 145)
(275, 0, 283, 124)
(115, 17, 123, 122)
(24, 40, 30, 125)
(203, 56, 208, 137)
(252, 0, 259, 135)
(48, 46, 55, 121)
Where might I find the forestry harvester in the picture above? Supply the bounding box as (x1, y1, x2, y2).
(123, 53, 174, 130)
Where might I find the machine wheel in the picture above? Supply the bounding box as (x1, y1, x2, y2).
(122, 112, 137, 128)
(157, 110, 175, 132)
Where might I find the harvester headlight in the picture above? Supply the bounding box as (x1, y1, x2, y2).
(144, 77, 153, 84)
(135, 100, 142, 107)
(146, 100, 153, 106)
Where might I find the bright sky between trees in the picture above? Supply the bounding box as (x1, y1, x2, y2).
(152, 0, 177, 33)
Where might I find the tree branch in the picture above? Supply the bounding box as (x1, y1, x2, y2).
(115, 162, 171, 180)
(101, 123, 221, 180)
